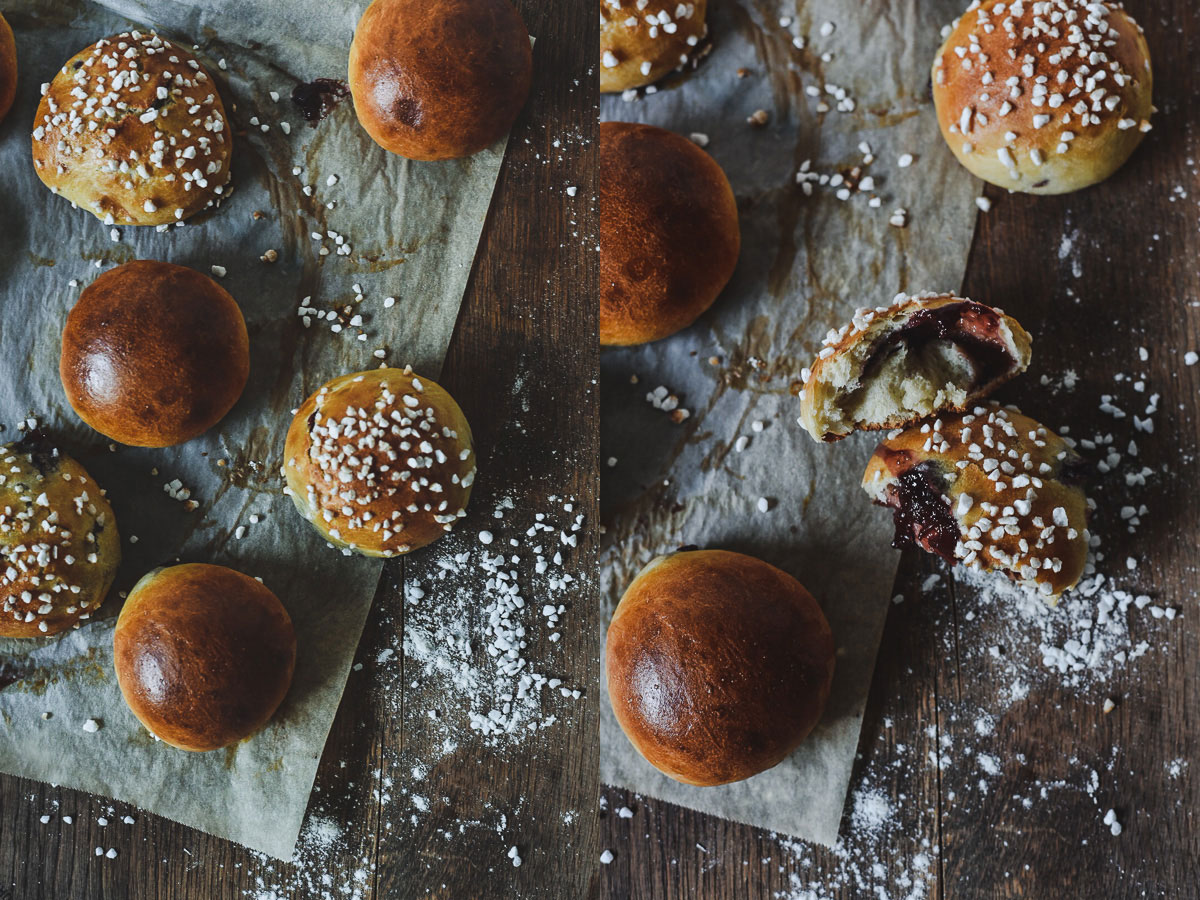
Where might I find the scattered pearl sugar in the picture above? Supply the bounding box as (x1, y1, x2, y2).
(600, 849, 614, 864)
(82, 718, 100, 733)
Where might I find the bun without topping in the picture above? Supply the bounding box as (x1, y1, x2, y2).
(0, 13, 16, 124)
(283, 367, 475, 557)
(862, 404, 1089, 600)
(600, 121, 740, 346)
(600, 0, 707, 94)
(0, 437, 120, 638)
(348, 0, 532, 161)
(114, 563, 296, 751)
(606, 549, 835, 786)
(799, 292, 1032, 442)
(932, 0, 1153, 194)
(31, 31, 231, 225)
(60, 260, 250, 448)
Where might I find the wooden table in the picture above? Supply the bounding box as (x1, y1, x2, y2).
(598, 1, 1200, 897)
(0, 1, 599, 898)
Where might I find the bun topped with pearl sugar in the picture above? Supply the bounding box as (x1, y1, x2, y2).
(600, 0, 708, 94)
(932, 0, 1152, 194)
(0, 437, 120, 638)
(284, 367, 475, 557)
(863, 404, 1089, 600)
(31, 31, 231, 226)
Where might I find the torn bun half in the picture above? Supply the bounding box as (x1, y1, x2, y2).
(862, 404, 1089, 601)
(799, 292, 1032, 442)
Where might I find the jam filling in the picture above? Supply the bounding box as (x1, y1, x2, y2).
(862, 301, 1015, 388)
(292, 78, 350, 125)
(880, 464, 959, 562)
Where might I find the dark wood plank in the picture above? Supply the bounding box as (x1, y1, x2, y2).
(599, 1, 1200, 897)
(0, 1, 597, 898)
(375, 0, 600, 896)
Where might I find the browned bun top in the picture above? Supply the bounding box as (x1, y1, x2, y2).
(31, 31, 231, 225)
(932, 0, 1153, 194)
(0, 436, 121, 638)
(113, 563, 296, 752)
(862, 403, 1090, 600)
(283, 367, 475, 557)
(606, 549, 835, 787)
(348, 0, 532, 160)
(600, 121, 740, 346)
(0, 13, 16, 124)
(60, 260, 250, 448)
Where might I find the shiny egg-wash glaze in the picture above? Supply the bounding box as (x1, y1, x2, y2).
(607, 550, 835, 787)
(114, 564, 296, 752)
(59, 260, 250, 448)
(348, 0, 532, 160)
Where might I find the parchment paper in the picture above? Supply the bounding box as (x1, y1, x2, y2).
(600, 0, 982, 847)
(0, 0, 511, 859)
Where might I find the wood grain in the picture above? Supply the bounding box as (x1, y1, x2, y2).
(597, 1, 1200, 897)
(0, 0, 599, 898)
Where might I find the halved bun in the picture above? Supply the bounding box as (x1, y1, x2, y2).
(799, 293, 1032, 442)
(862, 404, 1089, 600)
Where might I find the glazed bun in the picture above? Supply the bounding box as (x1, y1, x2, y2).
(283, 367, 475, 557)
(862, 403, 1089, 600)
(60, 261, 249, 448)
(0, 13, 16, 124)
(348, 0, 532, 161)
(600, 0, 707, 94)
(932, 0, 1153, 195)
(32, 31, 231, 225)
(606, 549, 835, 787)
(600, 121, 739, 346)
(800, 292, 1032, 442)
(0, 437, 120, 638)
(114, 564, 295, 751)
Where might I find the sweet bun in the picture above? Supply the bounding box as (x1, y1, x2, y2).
(862, 403, 1089, 600)
(283, 367, 475, 557)
(932, 0, 1153, 195)
(600, 0, 707, 94)
(0, 13, 17, 124)
(0, 437, 120, 637)
(114, 564, 295, 751)
(600, 121, 739, 346)
(799, 292, 1032, 442)
(606, 549, 835, 786)
(60, 260, 249, 447)
(31, 31, 231, 225)
(348, 0, 532, 161)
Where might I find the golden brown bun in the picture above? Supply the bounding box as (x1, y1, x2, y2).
(600, 121, 739, 346)
(0, 13, 16, 124)
(31, 30, 231, 226)
(600, 0, 707, 94)
(60, 260, 250, 448)
(862, 403, 1089, 600)
(114, 564, 295, 752)
(0, 437, 120, 638)
(606, 549, 835, 786)
(932, 0, 1153, 195)
(283, 367, 475, 557)
(799, 292, 1033, 442)
(348, 0, 532, 161)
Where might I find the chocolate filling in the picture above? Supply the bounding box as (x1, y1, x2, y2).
(861, 301, 1016, 389)
(879, 463, 959, 562)
(291, 78, 350, 125)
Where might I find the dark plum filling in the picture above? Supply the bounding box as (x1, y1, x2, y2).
(879, 464, 959, 562)
(862, 301, 1015, 388)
